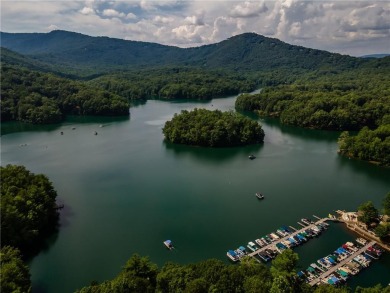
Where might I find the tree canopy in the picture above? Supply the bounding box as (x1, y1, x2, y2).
(1, 64, 130, 124)
(0, 246, 31, 293)
(357, 201, 379, 225)
(0, 165, 59, 254)
(163, 108, 265, 147)
(338, 124, 390, 166)
(76, 252, 385, 293)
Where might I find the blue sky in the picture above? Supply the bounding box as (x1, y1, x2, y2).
(1, 0, 389, 56)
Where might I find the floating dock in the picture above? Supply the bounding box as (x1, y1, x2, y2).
(308, 240, 377, 286)
(246, 217, 331, 259)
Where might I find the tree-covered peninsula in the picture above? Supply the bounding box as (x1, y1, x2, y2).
(235, 63, 390, 131)
(338, 124, 390, 166)
(162, 108, 265, 147)
(0, 64, 130, 124)
(0, 165, 59, 255)
(76, 251, 388, 293)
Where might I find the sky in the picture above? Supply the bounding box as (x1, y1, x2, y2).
(1, 0, 389, 56)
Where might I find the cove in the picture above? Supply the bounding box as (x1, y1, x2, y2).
(1, 95, 389, 292)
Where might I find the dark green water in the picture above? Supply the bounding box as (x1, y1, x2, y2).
(1, 96, 389, 292)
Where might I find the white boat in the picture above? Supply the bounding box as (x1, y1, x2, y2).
(163, 240, 173, 250)
(255, 192, 264, 199)
(247, 242, 258, 252)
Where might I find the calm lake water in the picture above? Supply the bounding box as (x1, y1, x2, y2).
(1, 95, 389, 292)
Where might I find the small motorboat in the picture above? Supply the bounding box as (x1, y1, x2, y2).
(256, 192, 264, 199)
(163, 240, 173, 250)
(248, 155, 256, 160)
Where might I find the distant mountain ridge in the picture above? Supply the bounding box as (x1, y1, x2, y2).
(0, 30, 367, 75)
(360, 54, 390, 59)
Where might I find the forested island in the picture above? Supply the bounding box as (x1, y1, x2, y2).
(162, 109, 265, 147)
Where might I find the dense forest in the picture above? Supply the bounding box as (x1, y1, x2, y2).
(235, 62, 390, 165)
(338, 125, 390, 166)
(1, 31, 367, 76)
(89, 67, 257, 100)
(235, 62, 390, 131)
(0, 64, 130, 124)
(76, 251, 388, 293)
(0, 165, 61, 293)
(163, 109, 265, 147)
(0, 165, 59, 255)
(0, 246, 31, 293)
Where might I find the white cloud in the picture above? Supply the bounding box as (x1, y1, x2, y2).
(184, 15, 204, 26)
(230, 1, 268, 18)
(153, 16, 174, 24)
(102, 9, 125, 18)
(80, 7, 95, 15)
(126, 13, 137, 20)
(1, 0, 389, 56)
(47, 24, 60, 31)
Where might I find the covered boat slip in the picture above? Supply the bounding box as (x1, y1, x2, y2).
(245, 216, 332, 259)
(308, 240, 378, 286)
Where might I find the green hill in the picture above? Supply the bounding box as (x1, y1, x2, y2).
(1, 30, 367, 76)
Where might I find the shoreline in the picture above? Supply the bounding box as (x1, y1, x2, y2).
(334, 210, 390, 252)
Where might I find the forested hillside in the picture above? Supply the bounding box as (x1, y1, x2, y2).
(0, 63, 130, 124)
(235, 59, 390, 165)
(1, 31, 367, 76)
(89, 67, 257, 100)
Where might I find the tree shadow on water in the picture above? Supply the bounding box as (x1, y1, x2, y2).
(335, 154, 390, 185)
(163, 140, 264, 164)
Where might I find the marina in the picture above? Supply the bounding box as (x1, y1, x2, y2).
(227, 215, 332, 263)
(304, 240, 383, 286)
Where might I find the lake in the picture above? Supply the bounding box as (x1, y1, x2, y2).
(1, 95, 389, 292)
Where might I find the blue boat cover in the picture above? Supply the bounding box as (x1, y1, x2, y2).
(239, 246, 246, 251)
(228, 250, 237, 256)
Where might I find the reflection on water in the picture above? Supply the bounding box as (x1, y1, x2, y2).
(1, 94, 389, 292)
(1, 115, 131, 136)
(335, 155, 390, 185)
(163, 140, 263, 163)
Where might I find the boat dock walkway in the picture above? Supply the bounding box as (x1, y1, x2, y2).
(308, 240, 376, 286)
(248, 217, 331, 258)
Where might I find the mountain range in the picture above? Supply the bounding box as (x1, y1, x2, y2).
(0, 30, 371, 76)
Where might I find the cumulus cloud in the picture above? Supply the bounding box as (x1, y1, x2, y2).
(47, 24, 60, 32)
(153, 16, 174, 24)
(126, 13, 137, 20)
(80, 7, 95, 15)
(102, 9, 126, 18)
(184, 15, 204, 26)
(1, 0, 389, 56)
(230, 1, 268, 18)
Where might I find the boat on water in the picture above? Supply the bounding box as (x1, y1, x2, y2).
(227, 250, 239, 262)
(255, 192, 264, 199)
(248, 155, 256, 160)
(163, 240, 173, 250)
